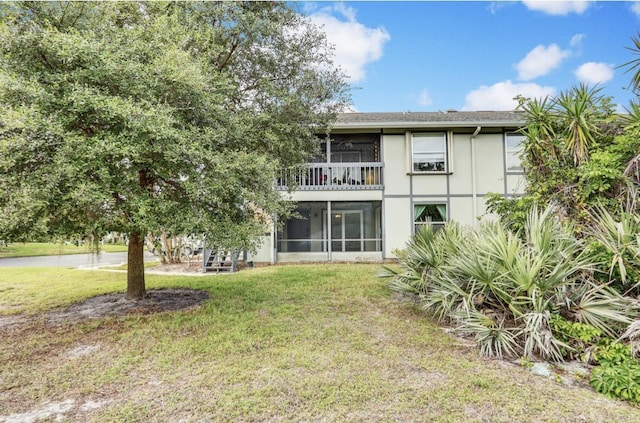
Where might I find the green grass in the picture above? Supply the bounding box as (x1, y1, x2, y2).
(0, 242, 128, 258)
(1, 264, 639, 422)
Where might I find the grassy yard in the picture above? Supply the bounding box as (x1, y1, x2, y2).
(1, 264, 639, 422)
(0, 242, 128, 258)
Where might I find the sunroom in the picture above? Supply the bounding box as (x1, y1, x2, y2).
(276, 201, 383, 261)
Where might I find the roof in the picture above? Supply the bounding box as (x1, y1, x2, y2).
(334, 111, 526, 129)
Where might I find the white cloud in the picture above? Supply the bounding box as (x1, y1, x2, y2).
(522, 0, 591, 16)
(516, 44, 570, 80)
(463, 80, 556, 111)
(418, 89, 432, 107)
(308, 4, 390, 83)
(631, 2, 640, 17)
(570, 33, 585, 48)
(574, 62, 614, 84)
(488, 2, 511, 14)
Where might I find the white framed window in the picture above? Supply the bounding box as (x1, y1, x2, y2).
(414, 204, 447, 233)
(412, 132, 447, 172)
(505, 133, 525, 173)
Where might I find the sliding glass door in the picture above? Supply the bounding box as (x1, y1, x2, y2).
(330, 210, 363, 252)
(277, 201, 381, 254)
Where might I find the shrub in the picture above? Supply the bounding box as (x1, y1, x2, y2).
(590, 361, 640, 402)
(384, 205, 638, 361)
(590, 340, 640, 402)
(587, 207, 640, 296)
(549, 314, 602, 360)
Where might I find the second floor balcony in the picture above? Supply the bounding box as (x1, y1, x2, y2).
(277, 162, 384, 191)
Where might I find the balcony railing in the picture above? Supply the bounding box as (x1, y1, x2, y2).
(277, 162, 383, 191)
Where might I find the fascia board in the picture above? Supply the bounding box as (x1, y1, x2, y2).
(331, 121, 526, 130)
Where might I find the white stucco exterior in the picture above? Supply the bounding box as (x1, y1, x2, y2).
(248, 111, 526, 264)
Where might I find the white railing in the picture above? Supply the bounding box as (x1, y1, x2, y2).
(277, 162, 383, 190)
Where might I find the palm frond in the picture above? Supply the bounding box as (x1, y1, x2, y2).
(557, 84, 602, 165)
(619, 33, 640, 94)
(619, 319, 640, 357)
(520, 311, 571, 362)
(587, 206, 640, 285)
(453, 308, 522, 359)
(621, 101, 640, 132)
(568, 284, 637, 337)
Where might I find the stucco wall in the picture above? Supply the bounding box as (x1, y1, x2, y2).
(272, 126, 525, 262)
(380, 134, 410, 196)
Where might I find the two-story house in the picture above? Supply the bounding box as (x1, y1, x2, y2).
(248, 111, 526, 265)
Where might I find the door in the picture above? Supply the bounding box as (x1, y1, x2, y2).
(329, 211, 363, 252)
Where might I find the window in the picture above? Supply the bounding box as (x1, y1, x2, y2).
(414, 204, 446, 233)
(412, 132, 447, 172)
(505, 133, 525, 172)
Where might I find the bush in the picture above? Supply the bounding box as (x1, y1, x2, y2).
(590, 340, 640, 402)
(549, 314, 602, 361)
(590, 362, 640, 402)
(586, 207, 640, 296)
(383, 205, 637, 361)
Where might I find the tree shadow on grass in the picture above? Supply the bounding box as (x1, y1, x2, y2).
(0, 288, 210, 329)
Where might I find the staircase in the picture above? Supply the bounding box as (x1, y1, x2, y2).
(202, 249, 239, 273)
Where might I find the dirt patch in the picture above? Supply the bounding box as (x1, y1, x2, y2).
(0, 288, 209, 329)
(2, 399, 110, 423)
(45, 288, 210, 325)
(145, 262, 206, 274)
(0, 314, 29, 328)
(65, 343, 101, 359)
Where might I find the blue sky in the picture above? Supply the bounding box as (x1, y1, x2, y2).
(300, 1, 640, 113)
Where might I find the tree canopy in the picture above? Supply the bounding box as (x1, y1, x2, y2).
(0, 1, 349, 298)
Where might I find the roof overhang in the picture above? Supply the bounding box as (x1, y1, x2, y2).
(331, 112, 526, 130)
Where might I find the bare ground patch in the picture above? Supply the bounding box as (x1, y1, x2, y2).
(0, 288, 209, 329)
(0, 287, 210, 421)
(1, 399, 110, 423)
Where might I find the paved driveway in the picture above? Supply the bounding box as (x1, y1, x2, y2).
(0, 251, 156, 268)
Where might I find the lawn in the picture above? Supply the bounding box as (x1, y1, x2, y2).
(0, 242, 128, 258)
(1, 264, 639, 422)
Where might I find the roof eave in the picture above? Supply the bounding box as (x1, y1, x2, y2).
(332, 121, 526, 130)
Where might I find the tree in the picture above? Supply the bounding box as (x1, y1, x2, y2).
(489, 85, 635, 231)
(0, 1, 349, 299)
(621, 32, 640, 97)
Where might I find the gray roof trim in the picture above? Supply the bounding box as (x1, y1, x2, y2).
(333, 121, 524, 129)
(333, 111, 526, 129)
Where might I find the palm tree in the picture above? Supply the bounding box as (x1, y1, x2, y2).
(621, 102, 640, 212)
(620, 32, 640, 96)
(518, 96, 558, 167)
(556, 84, 603, 165)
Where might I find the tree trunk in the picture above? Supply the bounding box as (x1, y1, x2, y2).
(127, 231, 146, 300)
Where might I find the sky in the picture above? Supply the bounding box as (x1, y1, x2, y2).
(298, 1, 640, 113)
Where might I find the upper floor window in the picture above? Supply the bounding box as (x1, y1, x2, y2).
(505, 133, 525, 173)
(412, 132, 447, 172)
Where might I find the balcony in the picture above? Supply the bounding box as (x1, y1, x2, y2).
(277, 162, 383, 191)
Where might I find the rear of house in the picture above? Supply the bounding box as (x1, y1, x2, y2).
(249, 111, 526, 264)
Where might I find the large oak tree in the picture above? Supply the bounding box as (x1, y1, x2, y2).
(0, 1, 349, 298)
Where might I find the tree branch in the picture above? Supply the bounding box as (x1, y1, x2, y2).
(58, 1, 69, 28)
(217, 35, 240, 71)
(38, 49, 54, 70)
(68, 2, 86, 28)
